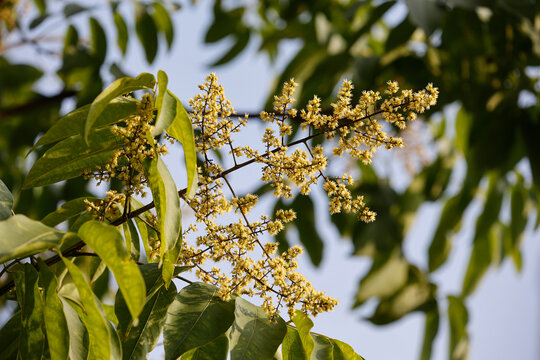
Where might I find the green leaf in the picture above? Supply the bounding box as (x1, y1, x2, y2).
(404, 0, 445, 35)
(291, 195, 323, 266)
(311, 334, 333, 360)
(163, 282, 235, 359)
(119, 282, 178, 360)
(30, 97, 138, 154)
(420, 308, 440, 360)
(164, 90, 199, 198)
(89, 17, 107, 64)
(78, 220, 146, 320)
(84, 72, 155, 142)
(291, 310, 314, 357)
(332, 339, 364, 360)
(123, 219, 141, 261)
(63, 3, 88, 17)
(41, 197, 99, 227)
(229, 297, 287, 360)
(0, 215, 65, 263)
(33, 0, 46, 13)
(29, 13, 48, 29)
(455, 106, 472, 155)
(23, 127, 124, 189)
(282, 327, 308, 360)
(135, 4, 159, 64)
(355, 251, 409, 306)
(58, 254, 111, 360)
(143, 156, 182, 286)
(0, 312, 21, 359)
(0, 179, 14, 220)
(385, 17, 416, 52)
(60, 298, 89, 360)
(12, 263, 45, 360)
(182, 334, 229, 360)
(155, 70, 169, 114)
(211, 31, 250, 67)
(152, 3, 174, 49)
(37, 259, 69, 360)
(447, 296, 469, 360)
(114, 11, 129, 55)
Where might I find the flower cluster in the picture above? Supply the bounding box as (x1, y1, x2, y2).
(83, 94, 168, 198)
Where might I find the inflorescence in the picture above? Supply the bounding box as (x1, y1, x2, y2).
(83, 74, 438, 319)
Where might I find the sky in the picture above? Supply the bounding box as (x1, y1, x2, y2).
(6, 1, 540, 359)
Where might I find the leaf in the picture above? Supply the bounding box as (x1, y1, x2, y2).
(155, 70, 169, 115)
(0, 215, 65, 263)
(37, 259, 69, 360)
(0, 312, 21, 359)
(123, 219, 141, 261)
(63, 3, 88, 17)
(33, 0, 46, 13)
(211, 30, 250, 67)
(84, 72, 155, 142)
(311, 334, 333, 360)
(41, 197, 99, 227)
(404, 0, 445, 35)
(119, 282, 177, 360)
(447, 296, 469, 360)
(89, 17, 107, 64)
(420, 307, 440, 360)
(135, 4, 159, 64)
(229, 297, 287, 360)
(60, 298, 89, 360)
(282, 327, 308, 360)
(12, 263, 45, 360)
(143, 156, 182, 286)
(291, 310, 314, 357)
(385, 17, 416, 52)
(114, 11, 129, 55)
(0, 179, 14, 220)
(181, 334, 229, 360)
(29, 96, 138, 154)
(29, 13, 48, 29)
(163, 282, 235, 359)
(291, 195, 324, 266)
(455, 106, 472, 155)
(355, 251, 409, 306)
(332, 339, 364, 360)
(152, 2, 174, 49)
(78, 220, 146, 320)
(58, 254, 111, 360)
(164, 90, 199, 198)
(23, 126, 124, 189)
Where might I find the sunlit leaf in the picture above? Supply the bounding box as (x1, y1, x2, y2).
(84, 72, 155, 142)
(37, 259, 69, 360)
(23, 127, 123, 189)
(155, 70, 168, 116)
(60, 298, 88, 360)
(0, 179, 13, 220)
(311, 334, 333, 360)
(282, 327, 308, 360)
(229, 297, 287, 360)
(58, 254, 111, 360)
(78, 220, 146, 319)
(0, 215, 65, 263)
(12, 263, 45, 360)
(291, 310, 314, 357)
(164, 90, 199, 198)
(163, 282, 235, 359)
(123, 219, 141, 261)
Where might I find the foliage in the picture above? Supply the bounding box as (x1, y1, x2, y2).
(201, 1, 540, 358)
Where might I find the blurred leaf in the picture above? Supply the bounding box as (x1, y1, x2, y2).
(291, 195, 324, 266)
(212, 31, 250, 66)
(0, 215, 65, 263)
(12, 263, 45, 360)
(447, 296, 469, 360)
(23, 127, 123, 189)
(404, 0, 446, 35)
(33, 0, 46, 13)
(37, 259, 69, 360)
(59, 254, 111, 360)
(0, 179, 13, 220)
(78, 220, 146, 320)
(89, 17, 107, 64)
(419, 307, 440, 360)
(0, 312, 21, 359)
(41, 197, 99, 227)
(455, 106, 472, 155)
(182, 334, 229, 360)
(385, 17, 416, 52)
(84, 72, 155, 142)
(63, 3, 88, 17)
(165, 90, 199, 198)
(29, 13, 48, 29)
(135, 4, 159, 64)
(114, 11, 129, 55)
(229, 297, 287, 360)
(163, 282, 235, 359)
(63, 25, 79, 52)
(152, 3, 174, 49)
